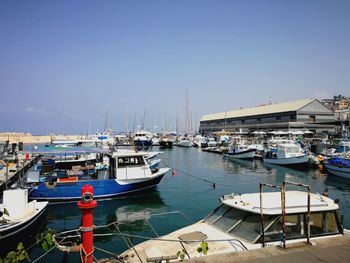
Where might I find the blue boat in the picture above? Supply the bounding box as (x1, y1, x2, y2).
(133, 130, 153, 148)
(325, 157, 350, 179)
(28, 150, 170, 201)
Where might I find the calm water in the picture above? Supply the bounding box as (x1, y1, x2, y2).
(16, 147, 350, 261)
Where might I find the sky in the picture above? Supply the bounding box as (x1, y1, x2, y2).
(0, 0, 349, 134)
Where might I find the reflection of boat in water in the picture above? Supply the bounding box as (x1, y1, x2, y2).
(120, 182, 349, 262)
(224, 158, 265, 172)
(324, 175, 350, 192)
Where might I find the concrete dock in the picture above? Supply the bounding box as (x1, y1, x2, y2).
(178, 234, 350, 263)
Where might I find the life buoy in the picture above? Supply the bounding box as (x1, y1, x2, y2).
(45, 181, 57, 189)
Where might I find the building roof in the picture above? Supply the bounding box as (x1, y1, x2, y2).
(221, 191, 338, 215)
(201, 99, 314, 122)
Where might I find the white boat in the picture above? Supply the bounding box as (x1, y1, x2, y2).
(120, 183, 348, 262)
(0, 189, 48, 242)
(192, 135, 206, 148)
(178, 138, 192, 147)
(263, 143, 308, 168)
(324, 157, 350, 179)
(224, 143, 256, 160)
(207, 138, 217, 147)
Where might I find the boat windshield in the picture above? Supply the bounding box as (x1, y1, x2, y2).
(205, 205, 277, 243)
(205, 205, 341, 243)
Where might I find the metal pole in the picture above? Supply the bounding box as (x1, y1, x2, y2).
(283, 181, 311, 245)
(5, 162, 9, 190)
(280, 187, 286, 248)
(260, 183, 285, 248)
(259, 183, 265, 247)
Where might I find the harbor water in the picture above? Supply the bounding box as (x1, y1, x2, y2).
(22, 147, 350, 261)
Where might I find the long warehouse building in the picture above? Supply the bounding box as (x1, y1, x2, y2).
(199, 99, 335, 134)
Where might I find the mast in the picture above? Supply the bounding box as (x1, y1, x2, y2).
(141, 110, 146, 130)
(185, 88, 190, 133)
(104, 109, 109, 132)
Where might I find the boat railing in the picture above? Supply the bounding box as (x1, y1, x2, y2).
(283, 181, 311, 245)
(259, 181, 312, 248)
(53, 210, 251, 262)
(259, 183, 286, 248)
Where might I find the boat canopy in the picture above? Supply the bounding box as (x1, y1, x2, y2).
(221, 191, 339, 215)
(277, 144, 302, 153)
(25, 147, 108, 156)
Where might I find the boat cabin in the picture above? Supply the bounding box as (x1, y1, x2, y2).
(267, 143, 304, 159)
(109, 151, 154, 180)
(206, 191, 343, 245)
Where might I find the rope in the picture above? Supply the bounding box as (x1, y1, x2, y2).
(163, 162, 216, 188)
(31, 237, 68, 263)
(80, 244, 94, 263)
(94, 245, 119, 257)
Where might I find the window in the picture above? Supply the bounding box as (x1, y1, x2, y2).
(264, 214, 306, 242)
(310, 212, 340, 236)
(118, 156, 145, 167)
(309, 115, 316, 123)
(205, 205, 230, 224)
(229, 213, 275, 243)
(212, 208, 248, 232)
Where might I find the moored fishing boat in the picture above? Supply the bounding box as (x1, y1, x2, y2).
(224, 142, 256, 160)
(0, 189, 48, 243)
(133, 130, 153, 148)
(324, 157, 350, 179)
(120, 182, 348, 262)
(263, 143, 308, 168)
(28, 150, 170, 201)
(177, 138, 192, 147)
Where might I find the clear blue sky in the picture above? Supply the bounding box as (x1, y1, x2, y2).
(0, 0, 349, 134)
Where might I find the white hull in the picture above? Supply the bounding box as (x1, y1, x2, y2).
(263, 154, 308, 166)
(178, 141, 192, 147)
(0, 201, 48, 241)
(226, 150, 256, 160)
(325, 163, 350, 179)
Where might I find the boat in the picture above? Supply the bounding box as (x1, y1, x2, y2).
(120, 182, 348, 262)
(159, 135, 173, 148)
(28, 150, 170, 201)
(133, 130, 153, 148)
(177, 137, 192, 147)
(225, 148, 256, 160)
(324, 157, 350, 179)
(224, 141, 256, 160)
(207, 138, 217, 147)
(263, 143, 308, 168)
(0, 189, 48, 242)
(192, 135, 206, 148)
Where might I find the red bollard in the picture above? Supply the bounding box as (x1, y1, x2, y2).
(77, 184, 97, 263)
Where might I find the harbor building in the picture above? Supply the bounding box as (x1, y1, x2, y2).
(199, 99, 335, 134)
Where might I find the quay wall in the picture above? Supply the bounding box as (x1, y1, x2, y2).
(0, 132, 82, 144)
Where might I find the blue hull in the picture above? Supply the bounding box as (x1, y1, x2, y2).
(133, 140, 153, 147)
(29, 175, 165, 201)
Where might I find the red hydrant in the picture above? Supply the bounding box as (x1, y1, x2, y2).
(77, 184, 97, 263)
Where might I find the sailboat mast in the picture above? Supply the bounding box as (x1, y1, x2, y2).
(185, 89, 190, 133)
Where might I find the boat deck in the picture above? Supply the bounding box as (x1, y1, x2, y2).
(179, 234, 350, 263)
